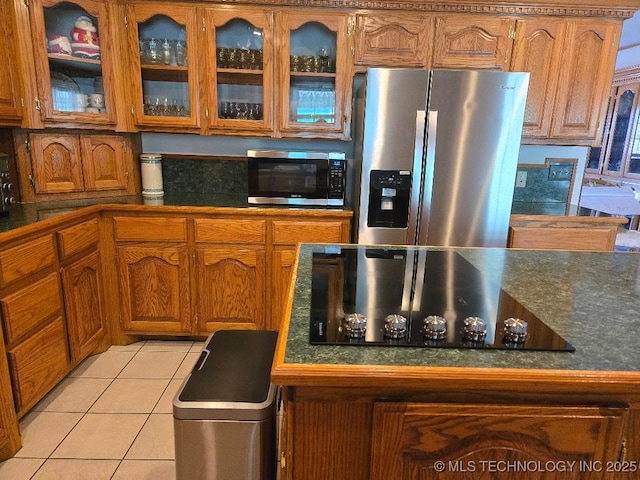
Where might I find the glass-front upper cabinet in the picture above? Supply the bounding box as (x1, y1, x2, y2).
(29, 0, 116, 126)
(604, 88, 636, 176)
(276, 12, 353, 138)
(205, 9, 274, 134)
(126, 4, 199, 130)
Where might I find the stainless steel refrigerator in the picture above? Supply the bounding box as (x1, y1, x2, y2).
(354, 68, 529, 247)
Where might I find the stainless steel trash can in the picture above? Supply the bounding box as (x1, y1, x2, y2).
(173, 330, 278, 480)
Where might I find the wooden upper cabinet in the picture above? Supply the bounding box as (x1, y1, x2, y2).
(510, 18, 565, 138)
(0, 0, 24, 125)
(28, 0, 118, 127)
(354, 14, 433, 68)
(276, 11, 354, 139)
(550, 19, 621, 141)
(29, 133, 131, 195)
(80, 135, 127, 191)
(432, 15, 515, 70)
(125, 3, 200, 131)
(204, 7, 275, 135)
(30, 134, 84, 194)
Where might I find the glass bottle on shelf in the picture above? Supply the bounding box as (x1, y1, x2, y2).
(41, 1, 109, 119)
(137, 15, 190, 120)
(214, 18, 265, 124)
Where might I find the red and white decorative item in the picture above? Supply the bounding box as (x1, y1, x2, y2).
(70, 15, 100, 59)
(48, 35, 72, 55)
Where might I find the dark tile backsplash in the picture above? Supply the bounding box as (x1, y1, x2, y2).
(161, 157, 247, 195)
(512, 164, 573, 204)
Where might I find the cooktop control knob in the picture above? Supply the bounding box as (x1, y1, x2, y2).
(463, 316, 486, 342)
(503, 317, 528, 343)
(423, 315, 447, 340)
(341, 313, 367, 338)
(384, 314, 407, 339)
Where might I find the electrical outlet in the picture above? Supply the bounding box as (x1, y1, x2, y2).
(548, 164, 572, 181)
(515, 171, 527, 188)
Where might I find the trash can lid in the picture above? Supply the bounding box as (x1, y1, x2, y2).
(173, 330, 278, 420)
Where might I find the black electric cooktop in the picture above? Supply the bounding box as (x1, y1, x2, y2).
(309, 247, 574, 352)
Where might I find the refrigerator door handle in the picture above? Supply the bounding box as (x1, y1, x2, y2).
(412, 110, 438, 245)
(408, 110, 427, 245)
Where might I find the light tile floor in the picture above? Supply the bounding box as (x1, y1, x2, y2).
(0, 340, 204, 480)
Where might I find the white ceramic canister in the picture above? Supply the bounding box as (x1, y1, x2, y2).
(140, 153, 164, 196)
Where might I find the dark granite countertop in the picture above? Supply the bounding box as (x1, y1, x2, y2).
(282, 244, 640, 374)
(0, 193, 350, 234)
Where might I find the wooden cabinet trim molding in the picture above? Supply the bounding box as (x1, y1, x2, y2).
(179, 1, 639, 18)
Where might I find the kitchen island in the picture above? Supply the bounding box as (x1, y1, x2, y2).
(272, 244, 640, 480)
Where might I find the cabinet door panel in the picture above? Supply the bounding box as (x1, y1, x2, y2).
(117, 245, 191, 333)
(433, 15, 514, 70)
(30, 134, 84, 193)
(271, 247, 297, 331)
(8, 316, 70, 416)
(29, 0, 118, 127)
(61, 251, 105, 363)
(0, 0, 23, 125)
(551, 20, 620, 140)
(81, 135, 127, 191)
(205, 8, 275, 134)
(197, 247, 265, 331)
(126, 4, 200, 130)
(355, 14, 433, 68)
(510, 19, 564, 138)
(276, 11, 353, 138)
(371, 402, 627, 480)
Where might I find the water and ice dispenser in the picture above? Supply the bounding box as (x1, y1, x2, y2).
(367, 170, 411, 228)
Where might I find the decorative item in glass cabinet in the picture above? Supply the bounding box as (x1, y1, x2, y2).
(70, 15, 101, 59)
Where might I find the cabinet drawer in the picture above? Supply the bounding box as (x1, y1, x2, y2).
(272, 221, 346, 245)
(8, 316, 70, 416)
(1, 273, 62, 345)
(0, 235, 56, 287)
(113, 216, 187, 242)
(508, 226, 616, 251)
(195, 219, 266, 244)
(57, 218, 99, 259)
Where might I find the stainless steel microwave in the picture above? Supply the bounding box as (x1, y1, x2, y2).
(247, 150, 346, 206)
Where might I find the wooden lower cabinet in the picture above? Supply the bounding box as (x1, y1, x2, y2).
(371, 402, 627, 480)
(0, 327, 20, 459)
(117, 244, 192, 334)
(270, 219, 351, 331)
(196, 246, 265, 332)
(61, 252, 107, 363)
(108, 212, 351, 336)
(8, 317, 70, 417)
(281, 387, 634, 480)
(508, 215, 627, 250)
